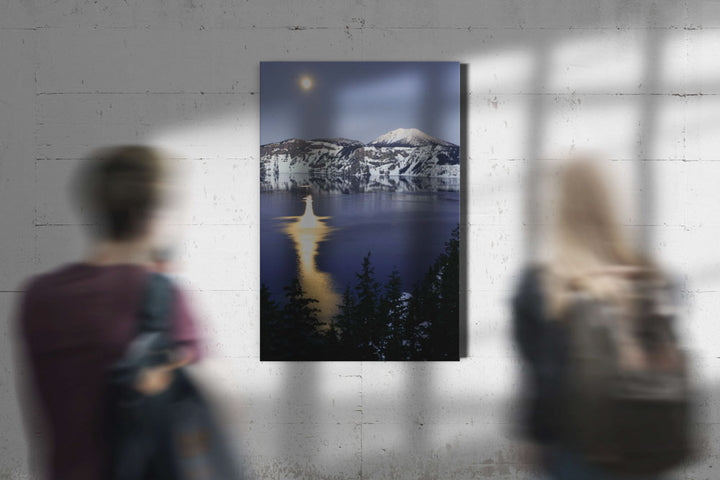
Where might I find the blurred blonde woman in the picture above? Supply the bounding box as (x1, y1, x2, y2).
(512, 158, 678, 480)
(544, 158, 658, 315)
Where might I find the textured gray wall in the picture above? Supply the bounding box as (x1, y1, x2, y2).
(2, 1, 720, 478)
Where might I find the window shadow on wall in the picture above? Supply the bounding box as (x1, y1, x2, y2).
(146, 2, 720, 476)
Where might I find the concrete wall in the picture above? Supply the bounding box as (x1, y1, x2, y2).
(2, 0, 720, 478)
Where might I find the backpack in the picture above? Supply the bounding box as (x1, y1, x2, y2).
(561, 275, 692, 476)
(106, 273, 244, 480)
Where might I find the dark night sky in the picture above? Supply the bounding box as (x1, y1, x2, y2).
(260, 62, 460, 145)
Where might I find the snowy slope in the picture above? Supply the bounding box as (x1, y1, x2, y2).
(368, 128, 456, 148)
(260, 129, 459, 185)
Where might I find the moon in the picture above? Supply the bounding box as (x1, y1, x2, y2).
(299, 75, 314, 91)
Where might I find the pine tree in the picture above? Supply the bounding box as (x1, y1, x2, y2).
(353, 252, 383, 360)
(260, 283, 283, 359)
(406, 263, 439, 358)
(334, 285, 360, 359)
(430, 226, 460, 360)
(406, 226, 460, 360)
(281, 278, 323, 360)
(321, 319, 342, 360)
(381, 267, 408, 360)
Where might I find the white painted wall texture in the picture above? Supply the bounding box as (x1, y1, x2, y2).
(2, 1, 720, 478)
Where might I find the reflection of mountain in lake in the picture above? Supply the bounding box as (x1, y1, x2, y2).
(262, 173, 460, 194)
(260, 128, 459, 192)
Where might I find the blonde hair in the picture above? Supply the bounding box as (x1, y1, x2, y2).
(545, 158, 655, 317)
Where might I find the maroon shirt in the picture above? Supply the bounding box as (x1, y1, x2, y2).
(16, 263, 202, 480)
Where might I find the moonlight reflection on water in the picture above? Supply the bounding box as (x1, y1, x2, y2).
(278, 195, 341, 326)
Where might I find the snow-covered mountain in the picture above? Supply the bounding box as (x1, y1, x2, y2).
(368, 128, 456, 148)
(260, 129, 459, 187)
(260, 138, 366, 177)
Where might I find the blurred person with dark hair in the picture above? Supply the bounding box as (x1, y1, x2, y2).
(15, 146, 202, 480)
(512, 158, 690, 479)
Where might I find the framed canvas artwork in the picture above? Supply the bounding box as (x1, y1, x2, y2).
(260, 62, 460, 361)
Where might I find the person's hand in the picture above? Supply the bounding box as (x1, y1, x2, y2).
(134, 349, 192, 395)
(134, 365, 175, 395)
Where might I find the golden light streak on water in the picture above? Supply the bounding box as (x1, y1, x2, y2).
(279, 194, 341, 327)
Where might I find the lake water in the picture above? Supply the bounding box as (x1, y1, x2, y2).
(260, 176, 460, 323)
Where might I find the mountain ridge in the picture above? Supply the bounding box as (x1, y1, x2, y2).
(261, 128, 459, 186)
(262, 128, 458, 150)
(368, 128, 456, 148)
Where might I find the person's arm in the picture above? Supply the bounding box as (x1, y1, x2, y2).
(134, 285, 203, 395)
(511, 266, 561, 448)
(512, 267, 546, 365)
(169, 286, 203, 362)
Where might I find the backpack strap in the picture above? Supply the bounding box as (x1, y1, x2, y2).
(137, 272, 175, 335)
(111, 273, 176, 377)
